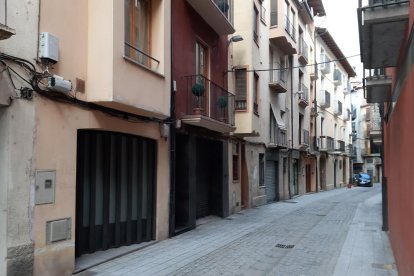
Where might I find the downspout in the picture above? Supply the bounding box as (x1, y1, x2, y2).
(379, 103, 388, 231)
(313, 28, 319, 193)
(289, 54, 294, 199)
(168, 3, 176, 237)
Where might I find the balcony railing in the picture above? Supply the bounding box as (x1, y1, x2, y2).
(212, 0, 233, 23)
(270, 127, 288, 147)
(269, 62, 287, 93)
(300, 129, 310, 146)
(320, 90, 331, 108)
(0, 0, 15, 40)
(334, 100, 342, 116)
(334, 69, 342, 85)
(319, 136, 335, 151)
(184, 75, 235, 125)
(284, 15, 296, 42)
(368, 0, 408, 6)
(298, 83, 309, 107)
(335, 140, 346, 152)
(298, 37, 308, 64)
(186, 0, 235, 35)
(320, 54, 331, 74)
(125, 42, 160, 72)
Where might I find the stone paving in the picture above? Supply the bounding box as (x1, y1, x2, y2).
(78, 184, 396, 276)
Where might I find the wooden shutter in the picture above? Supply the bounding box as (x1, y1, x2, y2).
(235, 69, 247, 101)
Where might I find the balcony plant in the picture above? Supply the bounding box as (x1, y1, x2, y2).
(217, 0, 229, 14)
(192, 82, 205, 115)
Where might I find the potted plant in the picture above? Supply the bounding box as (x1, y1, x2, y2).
(217, 95, 228, 122)
(192, 82, 205, 115)
(217, 0, 229, 14)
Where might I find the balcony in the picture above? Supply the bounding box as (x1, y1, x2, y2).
(299, 129, 310, 150)
(365, 68, 392, 103)
(0, 1, 16, 40)
(344, 81, 352, 94)
(269, 14, 297, 55)
(186, 0, 235, 35)
(344, 108, 351, 121)
(269, 127, 288, 148)
(319, 136, 335, 152)
(334, 140, 346, 154)
(333, 69, 342, 86)
(298, 37, 309, 64)
(298, 83, 309, 107)
(269, 63, 287, 93)
(346, 144, 353, 156)
(320, 54, 331, 74)
(334, 100, 342, 116)
(359, 0, 409, 68)
(299, 0, 313, 24)
(181, 75, 236, 133)
(319, 90, 331, 109)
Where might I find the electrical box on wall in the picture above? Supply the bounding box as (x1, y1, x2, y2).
(35, 170, 56, 205)
(46, 218, 71, 244)
(39, 32, 59, 64)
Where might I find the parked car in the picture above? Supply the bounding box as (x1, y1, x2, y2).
(356, 173, 372, 187)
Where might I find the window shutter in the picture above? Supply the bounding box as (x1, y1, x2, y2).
(235, 69, 247, 101)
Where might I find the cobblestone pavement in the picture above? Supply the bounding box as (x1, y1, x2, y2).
(79, 185, 396, 276)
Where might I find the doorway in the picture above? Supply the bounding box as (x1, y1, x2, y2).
(334, 159, 337, 188)
(306, 164, 311, 193)
(75, 131, 156, 257)
(265, 161, 279, 202)
(319, 156, 327, 190)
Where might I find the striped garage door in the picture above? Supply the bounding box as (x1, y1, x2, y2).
(265, 161, 277, 202)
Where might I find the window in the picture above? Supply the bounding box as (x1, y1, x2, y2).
(235, 69, 247, 111)
(259, 0, 266, 24)
(196, 42, 208, 77)
(270, 0, 277, 26)
(253, 5, 259, 44)
(253, 72, 259, 115)
(259, 154, 265, 186)
(125, 0, 150, 67)
(232, 144, 239, 181)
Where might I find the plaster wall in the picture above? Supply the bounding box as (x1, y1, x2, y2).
(0, 0, 40, 274)
(245, 144, 267, 206)
(228, 140, 242, 214)
(33, 97, 170, 275)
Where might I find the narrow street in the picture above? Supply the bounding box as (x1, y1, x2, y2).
(79, 185, 396, 276)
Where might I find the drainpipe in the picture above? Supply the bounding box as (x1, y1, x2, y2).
(313, 29, 319, 193)
(379, 103, 388, 231)
(168, 4, 176, 237)
(289, 54, 294, 198)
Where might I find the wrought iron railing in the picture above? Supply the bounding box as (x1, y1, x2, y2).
(301, 129, 310, 146)
(334, 69, 342, 85)
(284, 15, 296, 42)
(334, 100, 342, 115)
(299, 37, 308, 61)
(320, 54, 331, 73)
(213, 0, 233, 25)
(269, 62, 286, 84)
(336, 140, 345, 152)
(320, 90, 331, 108)
(368, 0, 409, 6)
(299, 83, 309, 104)
(320, 136, 334, 151)
(124, 42, 160, 71)
(184, 75, 235, 125)
(270, 127, 287, 147)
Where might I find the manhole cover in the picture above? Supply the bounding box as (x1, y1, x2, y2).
(275, 244, 295, 249)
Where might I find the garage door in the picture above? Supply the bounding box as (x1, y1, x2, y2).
(265, 161, 277, 202)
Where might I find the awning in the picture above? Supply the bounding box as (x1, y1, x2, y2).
(270, 102, 286, 130)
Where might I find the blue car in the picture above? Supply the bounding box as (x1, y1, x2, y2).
(357, 173, 372, 187)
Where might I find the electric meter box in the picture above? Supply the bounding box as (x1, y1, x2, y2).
(39, 32, 59, 64)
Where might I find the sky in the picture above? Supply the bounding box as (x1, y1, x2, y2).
(315, 1, 363, 82)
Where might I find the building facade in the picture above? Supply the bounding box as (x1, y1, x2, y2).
(170, 0, 236, 234)
(358, 0, 414, 274)
(0, 0, 171, 274)
(314, 28, 355, 191)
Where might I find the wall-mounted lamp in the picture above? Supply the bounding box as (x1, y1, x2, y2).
(228, 35, 244, 45)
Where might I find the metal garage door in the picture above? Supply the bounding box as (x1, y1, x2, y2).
(265, 161, 277, 202)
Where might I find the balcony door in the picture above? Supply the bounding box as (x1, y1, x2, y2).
(195, 42, 209, 113)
